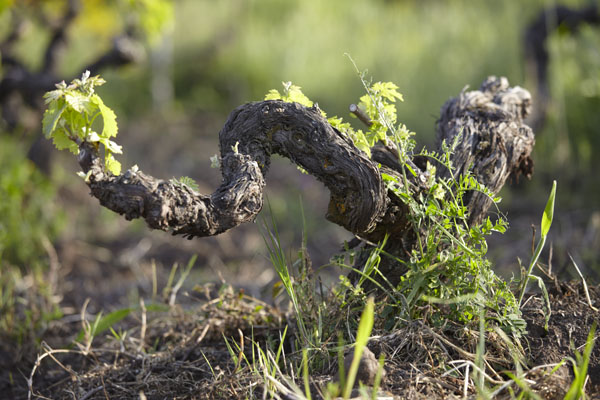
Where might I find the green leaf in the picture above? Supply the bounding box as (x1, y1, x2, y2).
(372, 81, 403, 102)
(355, 297, 374, 347)
(75, 307, 132, 342)
(43, 87, 66, 103)
(42, 101, 66, 137)
(65, 91, 94, 114)
(328, 116, 351, 132)
(264, 89, 282, 100)
(52, 130, 79, 154)
(381, 173, 398, 182)
(286, 85, 313, 107)
(541, 180, 556, 237)
(264, 82, 313, 107)
(61, 108, 87, 140)
(93, 94, 118, 138)
(144, 303, 170, 312)
(105, 153, 122, 176)
(352, 131, 371, 157)
(564, 322, 596, 400)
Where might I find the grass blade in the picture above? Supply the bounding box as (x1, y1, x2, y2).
(343, 297, 374, 399)
(519, 181, 557, 307)
(541, 180, 556, 237)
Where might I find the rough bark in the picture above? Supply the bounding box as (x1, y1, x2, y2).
(436, 76, 534, 226)
(77, 76, 535, 258)
(79, 101, 395, 241)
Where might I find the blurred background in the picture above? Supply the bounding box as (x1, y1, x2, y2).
(1, 0, 599, 332)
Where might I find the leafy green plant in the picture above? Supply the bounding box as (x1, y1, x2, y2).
(42, 71, 122, 175)
(42, 72, 198, 188)
(39, 71, 548, 397)
(223, 325, 306, 399)
(515, 181, 556, 333)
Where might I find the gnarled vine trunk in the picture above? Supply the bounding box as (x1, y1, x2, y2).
(77, 76, 534, 286)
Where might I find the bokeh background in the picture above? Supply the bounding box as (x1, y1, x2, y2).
(1, 0, 599, 329)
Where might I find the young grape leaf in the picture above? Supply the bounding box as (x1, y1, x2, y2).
(264, 89, 282, 101)
(65, 91, 93, 114)
(52, 130, 79, 154)
(372, 81, 403, 102)
(42, 101, 67, 138)
(93, 95, 118, 138)
(285, 86, 313, 107)
(264, 82, 313, 108)
(105, 153, 122, 175)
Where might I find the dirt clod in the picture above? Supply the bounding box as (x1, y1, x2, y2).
(342, 346, 386, 387)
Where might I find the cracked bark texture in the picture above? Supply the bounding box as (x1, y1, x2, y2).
(436, 76, 534, 226)
(77, 76, 535, 282)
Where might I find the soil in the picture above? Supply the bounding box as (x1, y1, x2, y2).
(523, 281, 600, 397)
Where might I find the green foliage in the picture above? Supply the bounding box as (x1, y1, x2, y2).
(356, 81, 404, 146)
(382, 154, 523, 336)
(263, 209, 316, 348)
(78, 307, 133, 346)
(170, 176, 200, 192)
(541, 181, 556, 237)
(43, 71, 122, 175)
(265, 81, 314, 108)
